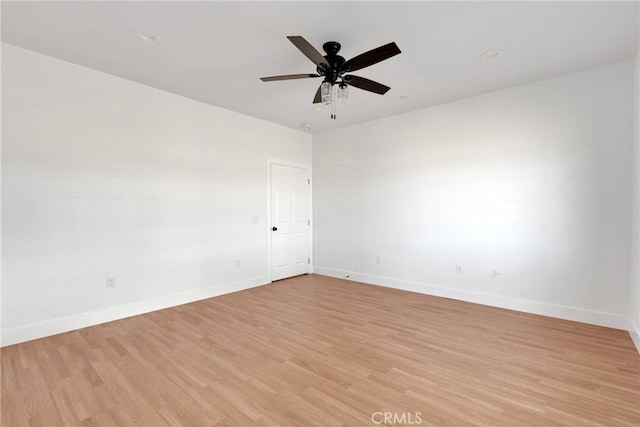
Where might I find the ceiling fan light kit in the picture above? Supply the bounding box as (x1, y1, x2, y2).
(260, 36, 401, 120)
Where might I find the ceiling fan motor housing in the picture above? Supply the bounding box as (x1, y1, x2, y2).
(318, 41, 347, 84)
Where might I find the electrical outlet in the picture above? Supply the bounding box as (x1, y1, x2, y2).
(490, 269, 501, 279)
(375, 256, 381, 264)
(252, 215, 259, 223)
(234, 259, 240, 268)
(106, 277, 116, 289)
(456, 265, 462, 274)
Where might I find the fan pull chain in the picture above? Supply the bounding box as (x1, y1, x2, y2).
(331, 84, 337, 120)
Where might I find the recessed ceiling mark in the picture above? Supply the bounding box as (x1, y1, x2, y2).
(135, 30, 157, 43)
(480, 49, 503, 60)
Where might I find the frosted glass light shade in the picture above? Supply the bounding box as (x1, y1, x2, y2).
(321, 82, 332, 105)
(337, 84, 348, 101)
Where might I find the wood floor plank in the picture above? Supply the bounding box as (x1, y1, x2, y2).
(1, 274, 638, 426)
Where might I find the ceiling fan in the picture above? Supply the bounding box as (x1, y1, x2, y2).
(260, 36, 401, 119)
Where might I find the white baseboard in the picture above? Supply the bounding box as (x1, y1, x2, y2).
(1, 275, 269, 347)
(314, 266, 628, 330)
(629, 318, 640, 354)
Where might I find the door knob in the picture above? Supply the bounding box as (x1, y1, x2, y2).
(272, 226, 278, 231)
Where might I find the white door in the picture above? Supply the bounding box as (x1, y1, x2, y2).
(270, 163, 310, 281)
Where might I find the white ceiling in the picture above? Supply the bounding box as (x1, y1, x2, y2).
(2, 1, 639, 133)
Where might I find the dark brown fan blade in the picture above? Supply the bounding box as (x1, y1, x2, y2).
(260, 74, 320, 82)
(344, 75, 390, 95)
(287, 36, 330, 67)
(313, 85, 322, 104)
(343, 42, 401, 72)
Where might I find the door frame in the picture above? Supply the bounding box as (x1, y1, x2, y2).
(266, 158, 313, 282)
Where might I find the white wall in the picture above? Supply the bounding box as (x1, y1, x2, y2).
(3, 41, 637, 347)
(1, 44, 311, 346)
(314, 61, 634, 329)
(630, 52, 640, 351)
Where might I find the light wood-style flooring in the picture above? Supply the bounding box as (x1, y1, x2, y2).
(2, 274, 639, 426)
